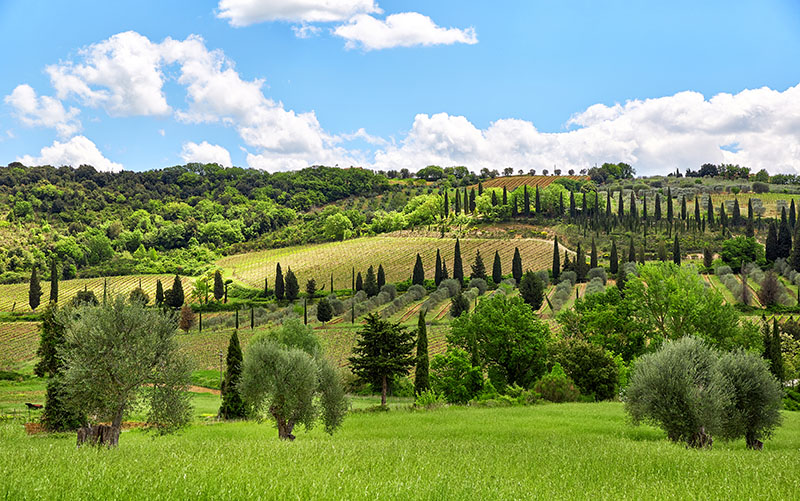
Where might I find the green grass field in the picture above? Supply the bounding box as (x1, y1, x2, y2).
(1, 402, 798, 500)
(217, 235, 560, 290)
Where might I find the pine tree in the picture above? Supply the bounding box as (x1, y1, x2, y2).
(49, 256, 58, 303)
(364, 266, 379, 296)
(766, 222, 778, 262)
(778, 217, 792, 259)
(414, 309, 429, 395)
(275, 263, 285, 300)
(317, 298, 333, 325)
(377, 264, 386, 289)
(155, 279, 164, 306)
(666, 187, 673, 221)
(434, 250, 443, 286)
(213, 270, 224, 301)
(590, 238, 598, 269)
(166, 274, 184, 308)
(285, 268, 299, 300)
(492, 250, 502, 285)
(628, 237, 636, 263)
(29, 266, 42, 311)
(673, 234, 681, 265)
(355, 272, 363, 292)
(512, 246, 523, 283)
(551, 239, 560, 282)
(535, 186, 541, 213)
(453, 239, 464, 283)
(412, 254, 425, 285)
(519, 270, 544, 310)
(219, 331, 246, 419)
(470, 250, 487, 281)
(609, 240, 618, 275)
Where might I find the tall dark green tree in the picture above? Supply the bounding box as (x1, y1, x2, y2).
(523, 186, 530, 216)
(35, 302, 64, 378)
(590, 238, 598, 269)
(455, 189, 462, 214)
(569, 191, 576, 219)
(317, 298, 333, 325)
(513, 246, 523, 283)
(213, 270, 224, 301)
(790, 224, 800, 272)
(453, 239, 464, 283)
(444, 191, 449, 217)
(762, 319, 784, 382)
(471, 250, 487, 281)
(434, 250, 443, 286)
(412, 254, 425, 285)
(654, 193, 662, 220)
(377, 264, 386, 289)
(747, 198, 754, 221)
(681, 195, 687, 220)
(355, 272, 363, 292)
(733, 198, 741, 225)
(707, 196, 715, 227)
(349, 313, 416, 406)
(364, 266, 379, 297)
(502, 186, 508, 205)
(791, 199, 797, 229)
(559, 192, 564, 216)
(275, 263, 285, 300)
(469, 188, 477, 213)
(609, 240, 619, 275)
(492, 250, 502, 285)
(534, 186, 541, 213)
(155, 279, 164, 306)
(165, 274, 184, 308)
(673, 234, 681, 265)
(491, 190, 498, 206)
(552, 239, 560, 282)
(666, 187, 673, 220)
(606, 191, 612, 220)
(575, 243, 586, 282)
(29, 266, 42, 311)
(414, 309, 429, 396)
(219, 331, 246, 419)
(49, 256, 59, 303)
(519, 270, 544, 310)
(766, 222, 778, 262)
(628, 237, 636, 263)
(778, 216, 793, 259)
(285, 268, 299, 300)
(695, 197, 701, 228)
(618, 190, 624, 218)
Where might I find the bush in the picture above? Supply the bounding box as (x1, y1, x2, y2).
(549, 338, 619, 401)
(467, 278, 487, 295)
(439, 279, 461, 296)
(586, 267, 607, 285)
(429, 347, 483, 404)
(380, 284, 397, 301)
(584, 277, 605, 296)
(534, 363, 579, 403)
(752, 182, 770, 194)
(550, 279, 573, 312)
(414, 389, 445, 409)
(560, 271, 577, 286)
(715, 265, 733, 276)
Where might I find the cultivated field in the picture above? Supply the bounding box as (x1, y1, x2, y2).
(0, 322, 40, 370)
(478, 175, 589, 190)
(218, 235, 560, 290)
(0, 274, 195, 313)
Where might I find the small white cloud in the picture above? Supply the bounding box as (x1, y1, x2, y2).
(292, 23, 322, 38)
(333, 12, 478, 50)
(18, 136, 123, 172)
(217, 0, 379, 26)
(4, 84, 81, 137)
(158, 128, 165, 136)
(339, 127, 389, 146)
(180, 141, 233, 166)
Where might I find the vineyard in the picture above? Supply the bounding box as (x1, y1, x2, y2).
(0, 274, 195, 313)
(218, 235, 561, 290)
(0, 322, 40, 370)
(478, 175, 589, 191)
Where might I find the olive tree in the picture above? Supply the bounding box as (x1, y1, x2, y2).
(239, 319, 347, 440)
(61, 296, 193, 446)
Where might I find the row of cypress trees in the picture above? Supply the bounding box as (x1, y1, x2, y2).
(414, 239, 524, 286)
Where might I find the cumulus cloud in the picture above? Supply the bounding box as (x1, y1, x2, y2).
(18, 136, 123, 172)
(371, 84, 800, 175)
(217, 0, 379, 26)
(334, 12, 478, 50)
(4, 84, 81, 137)
(180, 141, 233, 166)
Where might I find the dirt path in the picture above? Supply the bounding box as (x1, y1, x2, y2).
(188, 385, 220, 396)
(399, 302, 423, 323)
(435, 302, 452, 320)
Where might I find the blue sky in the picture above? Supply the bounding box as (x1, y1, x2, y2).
(1, 0, 799, 175)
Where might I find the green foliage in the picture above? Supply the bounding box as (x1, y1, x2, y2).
(165, 274, 185, 308)
(274, 263, 284, 300)
(430, 347, 484, 404)
(413, 389, 445, 408)
(548, 338, 619, 401)
(323, 213, 353, 241)
(450, 291, 470, 318)
(285, 268, 299, 301)
(470, 250, 486, 281)
(453, 239, 463, 283)
(519, 270, 544, 310)
(513, 246, 523, 283)
(28, 266, 41, 311)
(492, 250, 502, 285)
(364, 265, 378, 297)
(533, 363, 579, 403)
(220, 331, 246, 419)
(414, 309, 430, 396)
(720, 236, 765, 270)
(213, 270, 224, 301)
(128, 287, 149, 305)
(155, 279, 164, 306)
(316, 298, 333, 324)
(449, 294, 549, 389)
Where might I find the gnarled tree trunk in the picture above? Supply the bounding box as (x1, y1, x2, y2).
(275, 417, 296, 441)
(76, 424, 120, 447)
(688, 427, 713, 449)
(745, 432, 763, 450)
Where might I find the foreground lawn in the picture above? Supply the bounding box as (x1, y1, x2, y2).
(1, 403, 799, 500)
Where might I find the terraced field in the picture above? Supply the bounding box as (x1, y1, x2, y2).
(218, 235, 562, 290)
(0, 274, 195, 313)
(0, 322, 40, 370)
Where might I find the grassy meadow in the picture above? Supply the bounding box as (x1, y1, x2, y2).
(1, 402, 799, 500)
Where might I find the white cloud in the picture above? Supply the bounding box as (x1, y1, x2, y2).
(46, 31, 170, 117)
(158, 128, 165, 136)
(217, 0, 379, 26)
(334, 12, 478, 50)
(4, 84, 81, 137)
(372, 84, 800, 175)
(292, 24, 322, 38)
(18, 136, 123, 172)
(180, 141, 233, 166)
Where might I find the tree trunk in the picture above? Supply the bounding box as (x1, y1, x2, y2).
(381, 375, 387, 407)
(688, 427, 713, 449)
(276, 417, 296, 441)
(76, 424, 120, 447)
(745, 432, 763, 450)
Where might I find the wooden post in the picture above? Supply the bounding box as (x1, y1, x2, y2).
(250, 307, 254, 330)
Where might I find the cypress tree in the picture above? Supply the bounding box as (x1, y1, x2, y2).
(512, 246, 523, 284)
(377, 264, 386, 289)
(444, 190, 449, 217)
(502, 186, 508, 205)
(453, 239, 464, 283)
(766, 222, 778, 262)
(666, 187, 673, 221)
(703, 247, 713, 269)
(707, 197, 715, 226)
(747, 198, 754, 221)
(352, 267, 355, 292)
(695, 196, 701, 228)
(219, 331, 246, 419)
(469, 188, 477, 212)
(745, 217, 755, 238)
(590, 238, 598, 269)
(166, 274, 184, 308)
(434, 250, 443, 286)
(563, 252, 570, 273)
(638, 245, 645, 265)
(49, 256, 58, 303)
(412, 254, 425, 285)
(630, 191, 638, 220)
(733, 198, 741, 225)
(355, 272, 363, 292)
(491, 190, 498, 206)
(441, 261, 449, 281)
(213, 270, 224, 301)
(618, 190, 624, 218)
(763, 319, 784, 382)
(492, 250, 502, 285)
(317, 298, 333, 325)
(414, 309, 429, 395)
(523, 186, 530, 216)
(155, 279, 164, 306)
(275, 263, 285, 300)
(642, 194, 648, 220)
(285, 268, 299, 300)
(471, 250, 487, 281)
(654, 193, 662, 220)
(519, 270, 544, 310)
(364, 266, 379, 297)
(575, 243, 586, 282)
(609, 240, 618, 275)
(582, 192, 587, 218)
(303, 299, 307, 325)
(535, 186, 541, 213)
(29, 266, 42, 311)
(511, 195, 518, 217)
(681, 195, 687, 220)
(673, 234, 681, 265)
(778, 217, 792, 259)
(331, 273, 334, 294)
(455, 189, 461, 214)
(628, 237, 636, 263)
(464, 187, 469, 214)
(39, 303, 85, 431)
(551, 239, 560, 282)
(559, 191, 564, 216)
(478, 182, 484, 196)
(791, 224, 800, 272)
(791, 199, 797, 230)
(720, 203, 728, 230)
(265, 277, 270, 297)
(569, 191, 576, 219)
(606, 191, 612, 220)
(658, 240, 667, 261)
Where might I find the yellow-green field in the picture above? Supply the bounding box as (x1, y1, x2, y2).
(218, 235, 560, 290)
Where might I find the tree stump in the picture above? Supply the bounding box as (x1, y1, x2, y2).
(76, 424, 120, 447)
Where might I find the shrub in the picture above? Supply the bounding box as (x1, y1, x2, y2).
(439, 279, 461, 296)
(561, 270, 577, 286)
(534, 363, 579, 403)
(752, 182, 770, 194)
(429, 347, 483, 404)
(414, 389, 445, 409)
(586, 267, 607, 285)
(584, 277, 605, 296)
(549, 338, 619, 401)
(467, 278, 488, 295)
(380, 284, 397, 301)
